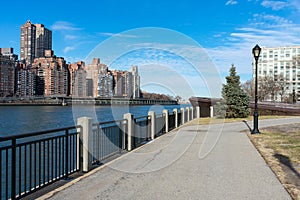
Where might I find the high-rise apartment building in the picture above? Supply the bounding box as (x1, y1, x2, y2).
(32, 50, 69, 96)
(16, 64, 36, 97)
(0, 50, 16, 97)
(131, 66, 140, 99)
(69, 61, 87, 97)
(86, 58, 108, 97)
(254, 46, 300, 101)
(112, 70, 124, 97)
(111, 66, 140, 99)
(35, 24, 52, 58)
(20, 20, 52, 66)
(97, 72, 113, 97)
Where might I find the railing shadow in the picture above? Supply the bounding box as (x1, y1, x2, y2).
(242, 120, 252, 132)
(274, 153, 300, 179)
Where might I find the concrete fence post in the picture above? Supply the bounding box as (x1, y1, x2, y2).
(77, 117, 93, 172)
(124, 113, 133, 151)
(186, 107, 190, 122)
(190, 107, 194, 120)
(173, 108, 178, 128)
(210, 106, 214, 118)
(148, 111, 156, 140)
(196, 106, 200, 118)
(180, 108, 185, 124)
(163, 109, 169, 133)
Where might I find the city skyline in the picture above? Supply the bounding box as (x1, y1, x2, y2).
(1, 0, 300, 99)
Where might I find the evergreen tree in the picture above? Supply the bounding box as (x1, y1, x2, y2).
(216, 64, 250, 118)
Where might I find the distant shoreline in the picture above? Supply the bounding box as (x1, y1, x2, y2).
(0, 103, 63, 106)
(0, 98, 180, 106)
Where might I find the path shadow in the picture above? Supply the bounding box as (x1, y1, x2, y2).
(274, 153, 300, 179)
(242, 120, 252, 132)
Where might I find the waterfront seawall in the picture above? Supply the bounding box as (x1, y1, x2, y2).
(0, 97, 178, 106)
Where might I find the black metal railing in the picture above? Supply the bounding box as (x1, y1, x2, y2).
(155, 114, 166, 137)
(193, 108, 198, 119)
(0, 108, 194, 199)
(168, 113, 176, 131)
(0, 126, 81, 200)
(184, 110, 188, 123)
(189, 109, 193, 120)
(92, 120, 127, 164)
(178, 112, 182, 126)
(133, 116, 150, 149)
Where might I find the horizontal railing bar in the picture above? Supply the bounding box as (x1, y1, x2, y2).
(0, 126, 81, 141)
(133, 115, 149, 120)
(92, 119, 127, 127)
(15, 133, 78, 147)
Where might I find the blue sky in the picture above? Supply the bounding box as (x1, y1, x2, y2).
(1, 0, 300, 99)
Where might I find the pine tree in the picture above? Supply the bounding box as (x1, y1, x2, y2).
(216, 64, 250, 118)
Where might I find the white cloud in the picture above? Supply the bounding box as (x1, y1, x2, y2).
(261, 0, 289, 10)
(64, 35, 78, 40)
(51, 21, 82, 31)
(98, 32, 138, 38)
(251, 14, 293, 28)
(225, 0, 238, 5)
(290, 0, 300, 12)
(63, 46, 76, 53)
(205, 13, 300, 82)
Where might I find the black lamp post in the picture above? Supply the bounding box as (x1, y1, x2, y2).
(252, 44, 261, 134)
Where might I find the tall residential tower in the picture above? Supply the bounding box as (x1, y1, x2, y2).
(20, 20, 52, 66)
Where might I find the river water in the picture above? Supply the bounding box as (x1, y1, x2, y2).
(0, 104, 190, 136)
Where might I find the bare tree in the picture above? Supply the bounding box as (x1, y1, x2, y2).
(275, 74, 286, 102)
(241, 80, 253, 100)
(258, 76, 282, 102)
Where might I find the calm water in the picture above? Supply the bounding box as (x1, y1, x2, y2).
(0, 104, 190, 136)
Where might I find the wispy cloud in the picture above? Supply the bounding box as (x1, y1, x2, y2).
(64, 35, 78, 40)
(290, 0, 300, 12)
(225, 0, 238, 6)
(98, 32, 138, 38)
(206, 12, 300, 81)
(51, 21, 83, 31)
(63, 46, 76, 53)
(251, 14, 292, 27)
(261, 0, 289, 10)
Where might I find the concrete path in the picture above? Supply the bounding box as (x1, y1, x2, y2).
(43, 117, 300, 200)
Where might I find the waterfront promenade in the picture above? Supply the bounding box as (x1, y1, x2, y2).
(41, 117, 300, 200)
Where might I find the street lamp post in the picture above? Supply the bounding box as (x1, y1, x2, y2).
(252, 44, 261, 134)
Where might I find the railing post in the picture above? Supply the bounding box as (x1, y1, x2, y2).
(196, 106, 200, 118)
(186, 107, 190, 122)
(76, 126, 82, 171)
(163, 109, 169, 133)
(124, 113, 133, 151)
(11, 138, 16, 200)
(77, 117, 93, 172)
(148, 111, 155, 140)
(173, 108, 178, 128)
(210, 106, 214, 118)
(180, 108, 185, 124)
(65, 129, 69, 178)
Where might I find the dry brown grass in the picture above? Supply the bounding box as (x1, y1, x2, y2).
(186, 115, 290, 126)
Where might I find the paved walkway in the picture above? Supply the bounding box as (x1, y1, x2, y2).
(42, 117, 300, 200)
